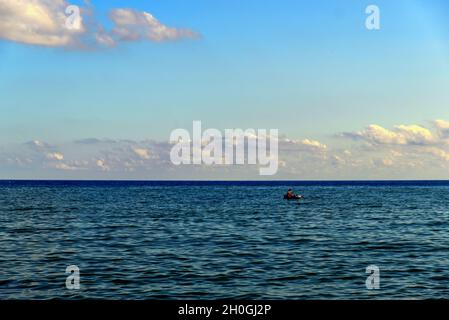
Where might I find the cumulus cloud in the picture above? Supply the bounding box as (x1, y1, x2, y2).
(338, 120, 449, 172)
(0, 0, 200, 49)
(96, 159, 109, 171)
(395, 125, 435, 145)
(109, 8, 200, 43)
(0, 0, 85, 47)
(281, 138, 327, 153)
(133, 148, 151, 160)
(298, 139, 327, 150)
(434, 119, 449, 138)
(25, 140, 54, 150)
(341, 124, 402, 144)
(427, 147, 449, 162)
(342, 123, 436, 145)
(46, 152, 64, 161)
(3, 120, 449, 179)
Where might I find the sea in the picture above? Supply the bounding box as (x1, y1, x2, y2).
(0, 180, 448, 299)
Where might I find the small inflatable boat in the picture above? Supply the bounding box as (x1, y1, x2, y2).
(283, 194, 303, 200)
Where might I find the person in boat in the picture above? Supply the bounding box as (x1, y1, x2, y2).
(285, 188, 302, 199)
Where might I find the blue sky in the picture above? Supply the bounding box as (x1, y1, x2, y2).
(1, 0, 449, 179)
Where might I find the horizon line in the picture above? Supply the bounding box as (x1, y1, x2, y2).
(1, 179, 449, 182)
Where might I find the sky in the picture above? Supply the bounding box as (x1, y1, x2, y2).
(1, 0, 449, 180)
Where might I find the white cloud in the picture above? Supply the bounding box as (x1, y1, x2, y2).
(109, 8, 200, 42)
(46, 152, 64, 161)
(395, 125, 435, 145)
(0, 1, 199, 49)
(54, 162, 78, 170)
(96, 159, 110, 171)
(4, 120, 449, 179)
(93, 28, 115, 47)
(434, 119, 449, 130)
(341, 124, 402, 144)
(133, 148, 151, 159)
(0, 0, 85, 47)
(427, 147, 449, 162)
(25, 140, 54, 150)
(434, 119, 449, 138)
(343, 123, 436, 145)
(281, 138, 327, 155)
(331, 155, 345, 166)
(299, 139, 327, 150)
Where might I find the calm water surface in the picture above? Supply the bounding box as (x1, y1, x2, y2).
(1, 181, 449, 299)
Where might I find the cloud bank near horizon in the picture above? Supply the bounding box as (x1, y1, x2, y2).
(0, 0, 200, 49)
(1, 120, 449, 180)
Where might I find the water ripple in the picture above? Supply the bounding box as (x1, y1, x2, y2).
(0, 183, 448, 299)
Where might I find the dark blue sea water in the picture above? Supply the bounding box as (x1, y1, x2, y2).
(1, 180, 449, 299)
